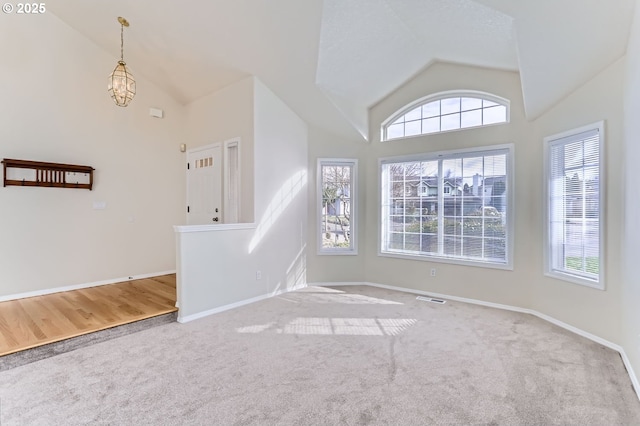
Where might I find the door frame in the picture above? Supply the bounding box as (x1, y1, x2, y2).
(223, 137, 241, 224)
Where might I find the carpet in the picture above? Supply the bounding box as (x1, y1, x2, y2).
(0, 285, 638, 425)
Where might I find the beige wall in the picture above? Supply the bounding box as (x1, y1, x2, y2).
(364, 63, 532, 308)
(308, 59, 629, 358)
(306, 127, 367, 283)
(622, 2, 640, 385)
(531, 58, 625, 343)
(0, 13, 185, 297)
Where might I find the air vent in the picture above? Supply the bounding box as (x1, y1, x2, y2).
(416, 296, 446, 304)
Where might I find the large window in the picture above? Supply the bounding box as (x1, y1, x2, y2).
(318, 159, 357, 255)
(382, 91, 509, 141)
(544, 122, 604, 289)
(380, 145, 512, 268)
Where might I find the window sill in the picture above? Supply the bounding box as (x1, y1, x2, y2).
(544, 271, 604, 290)
(317, 250, 358, 256)
(378, 251, 513, 271)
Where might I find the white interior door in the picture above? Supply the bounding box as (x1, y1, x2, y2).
(187, 144, 222, 225)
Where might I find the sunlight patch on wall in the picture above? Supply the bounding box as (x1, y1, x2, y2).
(249, 169, 307, 253)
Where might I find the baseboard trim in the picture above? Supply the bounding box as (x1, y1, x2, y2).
(312, 280, 640, 401)
(0, 270, 177, 303)
(177, 283, 307, 324)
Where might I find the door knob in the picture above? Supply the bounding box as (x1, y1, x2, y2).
(212, 217, 219, 222)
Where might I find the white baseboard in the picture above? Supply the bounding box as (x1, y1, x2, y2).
(311, 280, 640, 401)
(0, 270, 177, 303)
(177, 283, 307, 324)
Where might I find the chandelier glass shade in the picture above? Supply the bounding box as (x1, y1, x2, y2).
(108, 17, 136, 107)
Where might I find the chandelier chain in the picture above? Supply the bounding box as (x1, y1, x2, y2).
(120, 22, 124, 62)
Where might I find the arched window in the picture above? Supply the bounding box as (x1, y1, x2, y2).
(382, 91, 510, 141)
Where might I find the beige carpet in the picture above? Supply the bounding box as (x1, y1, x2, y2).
(1, 285, 638, 425)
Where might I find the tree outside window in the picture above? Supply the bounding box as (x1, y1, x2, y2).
(319, 159, 357, 254)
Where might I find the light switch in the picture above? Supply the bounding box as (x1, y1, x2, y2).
(92, 201, 107, 210)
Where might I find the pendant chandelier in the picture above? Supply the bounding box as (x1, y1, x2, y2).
(107, 17, 136, 107)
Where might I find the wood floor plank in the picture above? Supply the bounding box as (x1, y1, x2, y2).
(37, 296, 87, 333)
(16, 298, 63, 339)
(0, 274, 177, 356)
(0, 310, 20, 349)
(2, 303, 41, 347)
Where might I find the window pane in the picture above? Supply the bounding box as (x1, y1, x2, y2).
(483, 105, 507, 125)
(387, 123, 404, 139)
(461, 97, 482, 111)
(422, 117, 440, 134)
(443, 236, 462, 256)
(422, 101, 440, 118)
(461, 110, 482, 128)
(484, 238, 505, 260)
(404, 120, 421, 137)
(484, 155, 507, 176)
(441, 98, 461, 115)
(405, 107, 422, 122)
(441, 113, 460, 131)
(462, 236, 483, 258)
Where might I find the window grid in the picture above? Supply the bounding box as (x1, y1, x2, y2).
(381, 147, 511, 267)
(384, 95, 508, 141)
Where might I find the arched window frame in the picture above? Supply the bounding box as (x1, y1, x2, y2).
(381, 90, 510, 142)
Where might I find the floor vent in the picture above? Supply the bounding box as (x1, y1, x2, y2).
(416, 296, 446, 304)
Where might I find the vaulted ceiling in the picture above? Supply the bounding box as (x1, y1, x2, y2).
(48, 0, 635, 141)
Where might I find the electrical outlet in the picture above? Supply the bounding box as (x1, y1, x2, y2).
(430, 268, 436, 277)
(256, 270, 262, 280)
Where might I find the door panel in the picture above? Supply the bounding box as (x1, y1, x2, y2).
(187, 144, 222, 225)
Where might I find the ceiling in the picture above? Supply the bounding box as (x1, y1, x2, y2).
(48, 0, 636, 141)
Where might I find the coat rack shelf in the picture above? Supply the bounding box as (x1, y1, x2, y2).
(2, 158, 95, 190)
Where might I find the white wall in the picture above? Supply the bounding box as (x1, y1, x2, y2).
(175, 78, 308, 320)
(185, 78, 255, 223)
(622, 2, 640, 387)
(531, 58, 625, 343)
(0, 13, 185, 297)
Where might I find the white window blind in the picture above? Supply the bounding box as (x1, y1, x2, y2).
(546, 125, 603, 287)
(380, 146, 512, 267)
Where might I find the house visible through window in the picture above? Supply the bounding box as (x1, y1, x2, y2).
(382, 91, 509, 141)
(380, 145, 512, 267)
(318, 159, 357, 254)
(544, 122, 604, 289)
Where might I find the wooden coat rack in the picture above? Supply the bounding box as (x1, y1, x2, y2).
(2, 158, 95, 190)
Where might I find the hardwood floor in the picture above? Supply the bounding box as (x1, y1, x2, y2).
(0, 274, 177, 356)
